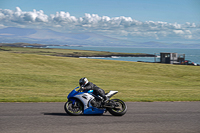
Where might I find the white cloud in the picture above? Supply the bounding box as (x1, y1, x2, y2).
(50, 11, 77, 23)
(0, 24, 6, 29)
(173, 30, 184, 35)
(0, 7, 48, 24)
(0, 7, 199, 42)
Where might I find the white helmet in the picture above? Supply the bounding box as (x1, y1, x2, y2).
(79, 77, 89, 87)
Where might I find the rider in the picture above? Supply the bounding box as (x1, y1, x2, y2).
(79, 77, 108, 103)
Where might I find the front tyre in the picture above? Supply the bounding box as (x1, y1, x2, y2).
(64, 100, 83, 116)
(107, 99, 127, 116)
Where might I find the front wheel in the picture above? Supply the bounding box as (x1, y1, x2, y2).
(107, 99, 127, 116)
(64, 100, 83, 116)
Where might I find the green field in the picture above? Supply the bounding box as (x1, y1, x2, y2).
(0, 47, 200, 102)
(0, 46, 146, 57)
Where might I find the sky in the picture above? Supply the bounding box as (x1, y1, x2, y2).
(0, 0, 200, 43)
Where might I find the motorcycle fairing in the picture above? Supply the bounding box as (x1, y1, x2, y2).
(67, 87, 81, 99)
(74, 93, 105, 114)
(84, 107, 105, 115)
(68, 87, 105, 115)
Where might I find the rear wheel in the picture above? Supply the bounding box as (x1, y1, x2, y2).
(107, 99, 127, 116)
(64, 100, 83, 116)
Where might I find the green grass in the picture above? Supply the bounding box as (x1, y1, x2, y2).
(0, 46, 145, 57)
(0, 47, 200, 102)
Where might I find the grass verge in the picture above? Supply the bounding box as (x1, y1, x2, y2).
(0, 47, 200, 102)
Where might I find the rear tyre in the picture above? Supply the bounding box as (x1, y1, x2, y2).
(64, 100, 83, 116)
(107, 99, 127, 116)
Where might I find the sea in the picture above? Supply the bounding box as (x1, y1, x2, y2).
(47, 46, 200, 64)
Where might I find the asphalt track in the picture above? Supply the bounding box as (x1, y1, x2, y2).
(0, 102, 200, 133)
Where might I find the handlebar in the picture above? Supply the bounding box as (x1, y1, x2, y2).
(77, 88, 83, 92)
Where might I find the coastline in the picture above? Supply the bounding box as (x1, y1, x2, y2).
(63, 53, 156, 58)
(0, 43, 156, 58)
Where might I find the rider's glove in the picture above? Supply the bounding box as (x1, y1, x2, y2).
(81, 87, 85, 90)
(78, 87, 85, 92)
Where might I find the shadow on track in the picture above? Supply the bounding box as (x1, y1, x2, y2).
(43, 112, 69, 116)
(43, 112, 113, 116)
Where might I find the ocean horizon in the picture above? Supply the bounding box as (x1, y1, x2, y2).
(47, 46, 200, 64)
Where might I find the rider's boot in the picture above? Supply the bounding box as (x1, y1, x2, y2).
(102, 96, 109, 106)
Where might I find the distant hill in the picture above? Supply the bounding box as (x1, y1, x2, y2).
(0, 27, 125, 46)
(0, 27, 199, 48)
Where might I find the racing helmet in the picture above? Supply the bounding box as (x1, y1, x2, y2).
(79, 77, 89, 87)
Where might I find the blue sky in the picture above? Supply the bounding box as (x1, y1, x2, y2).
(1, 0, 199, 23)
(0, 0, 200, 43)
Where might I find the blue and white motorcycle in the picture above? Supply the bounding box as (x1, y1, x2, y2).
(64, 87, 127, 116)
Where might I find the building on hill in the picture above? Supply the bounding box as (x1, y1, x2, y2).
(159, 52, 185, 64)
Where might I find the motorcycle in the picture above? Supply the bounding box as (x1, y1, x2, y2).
(64, 87, 127, 116)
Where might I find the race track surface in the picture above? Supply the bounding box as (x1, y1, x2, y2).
(0, 102, 200, 133)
